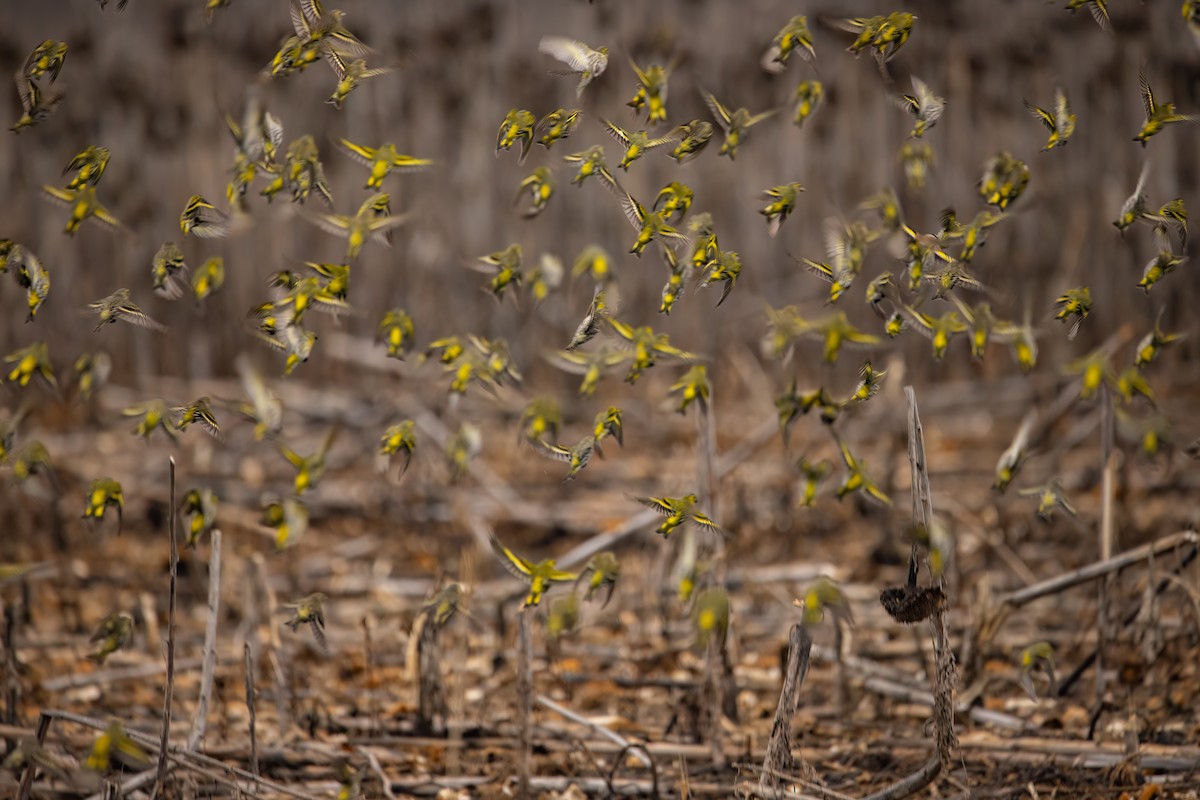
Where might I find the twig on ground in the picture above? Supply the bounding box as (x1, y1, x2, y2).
(536, 694, 652, 767)
(359, 746, 397, 800)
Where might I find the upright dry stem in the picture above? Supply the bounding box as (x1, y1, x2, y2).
(151, 457, 178, 800)
(758, 623, 814, 792)
(188, 528, 222, 751)
(1097, 386, 1117, 700)
(516, 606, 533, 800)
(244, 642, 258, 778)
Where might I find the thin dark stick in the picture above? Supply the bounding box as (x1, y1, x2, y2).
(362, 616, 379, 737)
(1097, 386, 1116, 701)
(244, 643, 259, 778)
(15, 712, 50, 800)
(517, 607, 533, 800)
(188, 528, 222, 751)
(4, 603, 18, 730)
(151, 457, 178, 800)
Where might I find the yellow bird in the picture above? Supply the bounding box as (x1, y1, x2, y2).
(759, 182, 805, 237)
(284, 592, 329, 649)
(794, 577, 853, 627)
(894, 76, 945, 139)
(600, 117, 680, 171)
(834, 436, 891, 506)
(378, 420, 417, 476)
(88, 288, 167, 333)
(151, 241, 188, 300)
(42, 185, 122, 235)
(538, 36, 608, 98)
(668, 119, 714, 164)
(792, 80, 824, 129)
(1053, 286, 1091, 341)
(180, 194, 231, 238)
(1024, 85, 1076, 150)
(1134, 311, 1186, 367)
(993, 411, 1035, 493)
(669, 365, 711, 414)
(761, 15, 816, 72)
(62, 145, 110, 189)
(532, 436, 597, 481)
(303, 192, 410, 261)
(496, 108, 537, 163)
(88, 612, 133, 665)
(4, 341, 57, 390)
(636, 493, 725, 538)
(513, 166, 555, 218)
(563, 144, 613, 186)
(1018, 480, 1077, 521)
(489, 533, 578, 607)
(23, 40, 68, 83)
(83, 477, 124, 534)
(536, 107, 582, 149)
(181, 488, 218, 548)
(327, 58, 394, 109)
(700, 87, 777, 160)
(279, 426, 340, 494)
(1133, 70, 1196, 146)
(376, 308, 416, 360)
(261, 497, 309, 549)
(578, 551, 620, 607)
(898, 304, 966, 361)
(607, 317, 700, 383)
(626, 58, 676, 125)
(337, 138, 433, 189)
(122, 398, 177, 443)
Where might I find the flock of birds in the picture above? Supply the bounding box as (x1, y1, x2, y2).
(1, 0, 1200, 787)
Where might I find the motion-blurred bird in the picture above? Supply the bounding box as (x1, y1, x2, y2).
(173, 396, 222, 440)
(600, 118, 680, 171)
(337, 138, 432, 189)
(280, 426, 339, 494)
(795, 577, 854, 626)
(88, 613, 133, 664)
(284, 592, 328, 649)
(834, 437, 891, 506)
(192, 256, 225, 304)
(150, 242, 188, 300)
(796, 458, 831, 507)
(654, 181, 693, 222)
(1134, 311, 1186, 367)
(8, 244, 52, 321)
(759, 182, 805, 237)
(669, 365, 711, 414)
(122, 399, 177, 442)
(180, 194, 231, 238)
(762, 14, 816, 72)
(608, 318, 700, 383)
(1133, 71, 1196, 146)
(700, 248, 742, 306)
(1137, 249, 1186, 293)
(519, 396, 562, 445)
(237, 356, 282, 440)
(578, 551, 620, 607)
(304, 192, 410, 261)
(496, 108, 537, 163)
(563, 144, 612, 186)
(626, 58, 676, 125)
(611, 184, 688, 256)
(593, 405, 624, 453)
(1062, 0, 1110, 30)
(536, 107, 582, 149)
(636, 493, 725, 538)
(327, 58, 393, 109)
(1024, 85, 1076, 150)
(514, 166, 555, 218)
(489, 533, 577, 607)
(88, 288, 166, 333)
(700, 88, 777, 160)
(538, 36, 608, 98)
(1053, 286, 1091, 341)
(899, 139, 934, 190)
(63, 145, 109, 189)
(4, 341, 56, 390)
(42, 185, 122, 235)
(898, 304, 966, 360)
(532, 435, 596, 481)
(423, 582, 465, 631)
(993, 411, 1035, 493)
(378, 420, 417, 476)
(376, 308, 415, 359)
(694, 587, 730, 649)
(83, 478, 124, 534)
(262, 497, 309, 549)
(551, 347, 629, 397)
(792, 80, 824, 128)
(10, 73, 62, 133)
(978, 151, 1029, 210)
(181, 488, 218, 548)
(667, 119, 714, 164)
(23, 40, 68, 83)
(86, 719, 149, 774)
(1018, 480, 1077, 520)
(894, 76, 944, 139)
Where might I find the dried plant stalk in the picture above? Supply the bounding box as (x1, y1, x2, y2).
(758, 623, 814, 793)
(188, 528, 221, 751)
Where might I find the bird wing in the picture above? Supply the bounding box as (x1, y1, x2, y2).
(699, 89, 733, 129)
(538, 36, 592, 71)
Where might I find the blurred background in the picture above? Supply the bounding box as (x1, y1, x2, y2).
(2, 0, 1199, 554)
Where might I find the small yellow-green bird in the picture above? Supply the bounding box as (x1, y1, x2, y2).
(1024, 85, 1076, 150)
(62, 145, 110, 189)
(668, 119, 714, 164)
(795, 577, 853, 627)
(533, 435, 596, 481)
(489, 533, 578, 607)
(694, 587, 730, 650)
(658, 248, 689, 315)
(1053, 286, 1091, 341)
(88, 288, 167, 333)
(607, 318, 700, 383)
(262, 497, 309, 549)
(536, 107, 582, 149)
(445, 422, 483, 478)
(796, 458, 831, 508)
(1017, 641, 1056, 700)
(10, 244, 51, 322)
(284, 592, 328, 649)
(23, 40, 68, 83)
(517, 396, 561, 446)
(669, 365, 711, 414)
(1134, 71, 1196, 146)
(850, 360, 887, 402)
(1138, 249, 1186, 293)
(978, 152, 1029, 210)
(514, 165, 555, 218)
(237, 356, 283, 440)
(626, 58, 676, 125)
(73, 351, 111, 402)
(378, 420, 417, 476)
(376, 308, 415, 359)
(4, 341, 57, 390)
(899, 139, 934, 190)
(1018, 480, 1076, 521)
(181, 488, 218, 548)
(304, 192, 409, 261)
(86, 719, 149, 774)
(87, 612, 133, 665)
(551, 347, 629, 397)
(1064, 346, 1117, 400)
(547, 590, 581, 641)
(993, 411, 1035, 493)
(83, 477, 124, 534)
(271, 134, 334, 207)
(471, 243, 524, 303)
(423, 582, 466, 631)
(150, 241, 188, 300)
(701, 249, 742, 306)
(180, 194, 231, 238)
(571, 244, 614, 285)
(10, 73, 62, 133)
(538, 35, 608, 98)
(759, 182, 805, 237)
(327, 58, 393, 109)
(1063, 0, 1109, 30)
(191, 256, 225, 304)
(654, 181, 694, 222)
(122, 399, 177, 442)
(258, 323, 318, 376)
(1115, 365, 1156, 406)
(280, 426, 339, 494)
(42, 185, 122, 235)
(792, 80, 824, 129)
(612, 185, 689, 257)
(592, 405, 624, 454)
(600, 118, 680, 171)
(578, 551, 620, 607)
(802, 311, 882, 363)
(337, 138, 433, 189)
(898, 304, 966, 361)
(1134, 311, 1186, 367)
(834, 436, 891, 506)
(894, 76, 945, 139)
(940, 207, 1007, 263)
(496, 108, 537, 163)
(563, 144, 613, 186)
(762, 15, 815, 72)
(636, 493, 725, 538)
(173, 396, 221, 440)
(700, 88, 777, 160)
